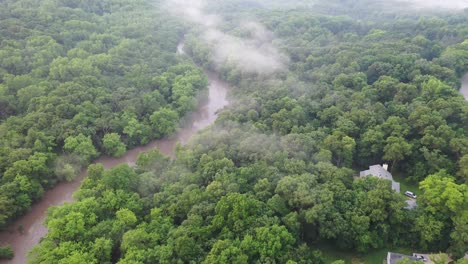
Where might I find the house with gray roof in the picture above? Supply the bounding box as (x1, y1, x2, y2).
(387, 252, 421, 264)
(360, 164, 400, 193)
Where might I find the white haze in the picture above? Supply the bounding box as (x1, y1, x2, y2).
(165, 0, 288, 74)
(397, 0, 468, 9)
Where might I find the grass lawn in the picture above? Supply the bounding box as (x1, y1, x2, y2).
(318, 243, 414, 264)
(392, 170, 421, 196)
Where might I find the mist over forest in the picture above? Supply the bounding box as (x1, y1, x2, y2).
(0, 0, 467, 263)
(165, 0, 288, 74)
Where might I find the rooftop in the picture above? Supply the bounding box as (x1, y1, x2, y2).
(360, 164, 400, 193)
(387, 252, 420, 264)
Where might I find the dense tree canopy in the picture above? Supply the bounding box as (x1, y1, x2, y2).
(0, 0, 467, 263)
(0, 0, 208, 229)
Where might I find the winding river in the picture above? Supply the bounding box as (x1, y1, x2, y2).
(0, 42, 229, 264)
(0, 45, 467, 264)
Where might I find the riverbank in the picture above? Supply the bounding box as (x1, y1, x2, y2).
(0, 42, 230, 264)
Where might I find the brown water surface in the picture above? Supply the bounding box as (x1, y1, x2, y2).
(3, 53, 465, 264)
(0, 42, 229, 264)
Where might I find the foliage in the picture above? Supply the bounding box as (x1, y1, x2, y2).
(0, 246, 14, 259)
(0, 0, 465, 262)
(0, 0, 207, 228)
(102, 133, 126, 157)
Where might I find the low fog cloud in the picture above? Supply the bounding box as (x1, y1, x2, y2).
(165, 0, 288, 74)
(398, 0, 468, 9)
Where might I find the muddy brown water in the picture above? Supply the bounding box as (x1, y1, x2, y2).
(0, 50, 466, 264)
(0, 42, 229, 264)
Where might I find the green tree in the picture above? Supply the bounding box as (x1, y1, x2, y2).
(0, 246, 13, 260)
(419, 170, 466, 215)
(55, 154, 82, 181)
(430, 253, 449, 264)
(64, 134, 98, 163)
(149, 108, 179, 138)
(449, 208, 468, 258)
(458, 154, 468, 182)
(103, 133, 126, 157)
(324, 131, 356, 167)
(383, 136, 412, 172)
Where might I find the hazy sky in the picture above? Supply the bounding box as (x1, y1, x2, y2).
(398, 0, 468, 9)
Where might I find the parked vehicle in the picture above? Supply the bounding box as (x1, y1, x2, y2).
(413, 254, 427, 262)
(405, 191, 417, 199)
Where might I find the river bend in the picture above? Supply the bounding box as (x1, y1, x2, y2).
(0, 42, 229, 264)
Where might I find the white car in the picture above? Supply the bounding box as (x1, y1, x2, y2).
(405, 191, 417, 199)
(413, 254, 427, 262)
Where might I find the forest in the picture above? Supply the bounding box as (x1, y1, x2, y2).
(1, 0, 468, 263)
(0, 0, 207, 232)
